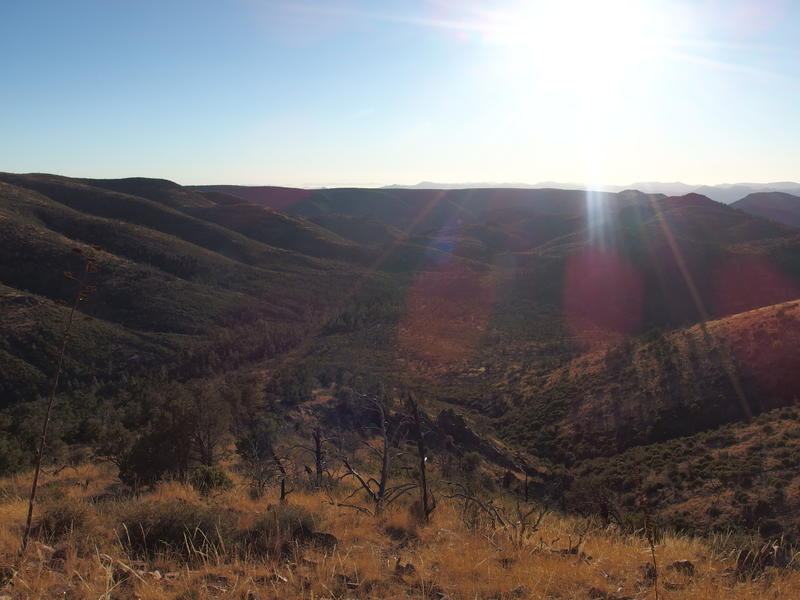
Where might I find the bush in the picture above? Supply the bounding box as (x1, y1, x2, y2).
(239, 504, 320, 557)
(116, 499, 237, 561)
(189, 465, 233, 495)
(34, 497, 92, 540)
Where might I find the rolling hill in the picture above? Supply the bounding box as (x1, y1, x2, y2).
(2, 172, 800, 537)
(732, 191, 800, 229)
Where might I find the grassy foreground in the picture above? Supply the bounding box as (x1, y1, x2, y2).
(1, 463, 799, 599)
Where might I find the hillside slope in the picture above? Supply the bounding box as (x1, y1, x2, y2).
(732, 191, 800, 229)
(3, 173, 800, 540)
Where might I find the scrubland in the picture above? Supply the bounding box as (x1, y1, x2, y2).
(1, 461, 798, 600)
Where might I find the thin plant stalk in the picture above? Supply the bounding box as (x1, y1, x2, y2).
(19, 254, 93, 556)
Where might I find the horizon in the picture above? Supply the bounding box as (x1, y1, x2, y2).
(6, 170, 800, 193)
(5, 170, 800, 193)
(3, 0, 800, 186)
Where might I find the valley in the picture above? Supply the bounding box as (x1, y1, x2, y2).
(2, 173, 800, 598)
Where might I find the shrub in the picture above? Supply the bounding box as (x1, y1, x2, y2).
(239, 504, 320, 557)
(189, 465, 233, 495)
(34, 497, 92, 540)
(116, 499, 237, 561)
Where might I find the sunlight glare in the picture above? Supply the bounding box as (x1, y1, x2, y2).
(487, 0, 664, 89)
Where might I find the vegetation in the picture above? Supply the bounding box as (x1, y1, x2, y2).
(2, 173, 800, 596)
(3, 450, 800, 599)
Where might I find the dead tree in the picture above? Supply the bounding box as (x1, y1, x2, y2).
(236, 418, 293, 501)
(444, 481, 550, 547)
(335, 395, 414, 516)
(270, 445, 292, 503)
(406, 393, 436, 521)
(312, 427, 325, 487)
(294, 426, 328, 489)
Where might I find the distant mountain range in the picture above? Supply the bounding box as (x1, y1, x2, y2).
(383, 181, 800, 205)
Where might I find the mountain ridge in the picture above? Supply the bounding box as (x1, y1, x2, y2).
(2, 172, 800, 538)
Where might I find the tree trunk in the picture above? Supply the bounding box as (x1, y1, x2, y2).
(408, 395, 434, 521)
(271, 446, 288, 503)
(313, 427, 324, 488)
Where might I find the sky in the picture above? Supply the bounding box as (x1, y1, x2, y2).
(1, 0, 799, 187)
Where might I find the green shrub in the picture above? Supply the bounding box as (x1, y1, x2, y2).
(189, 465, 233, 495)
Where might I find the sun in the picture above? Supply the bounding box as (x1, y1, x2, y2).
(485, 0, 664, 90)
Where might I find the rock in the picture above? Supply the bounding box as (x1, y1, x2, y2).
(149, 570, 162, 580)
(667, 559, 695, 577)
(435, 409, 515, 469)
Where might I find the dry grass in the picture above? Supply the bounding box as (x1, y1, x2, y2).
(1, 463, 800, 599)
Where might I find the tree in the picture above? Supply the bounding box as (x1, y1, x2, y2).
(236, 417, 292, 501)
(294, 426, 328, 489)
(336, 394, 415, 516)
(406, 393, 436, 521)
(117, 385, 196, 487)
(188, 383, 231, 466)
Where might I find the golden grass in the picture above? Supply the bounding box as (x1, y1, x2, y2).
(1, 463, 799, 599)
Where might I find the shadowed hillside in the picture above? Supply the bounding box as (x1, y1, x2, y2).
(2, 173, 800, 548)
(732, 191, 800, 229)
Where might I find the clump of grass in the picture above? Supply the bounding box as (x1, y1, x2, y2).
(239, 503, 320, 558)
(115, 498, 238, 562)
(33, 497, 94, 541)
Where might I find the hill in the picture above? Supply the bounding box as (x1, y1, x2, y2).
(732, 191, 800, 229)
(2, 172, 800, 544)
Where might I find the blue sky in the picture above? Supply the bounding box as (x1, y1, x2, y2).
(2, 0, 799, 187)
